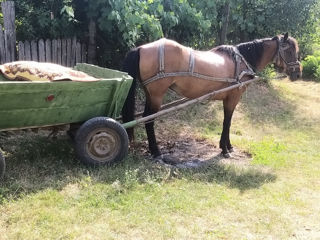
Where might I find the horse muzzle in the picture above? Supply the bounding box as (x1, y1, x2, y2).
(287, 62, 302, 81)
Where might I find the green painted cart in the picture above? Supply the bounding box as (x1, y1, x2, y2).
(0, 63, 133, 178)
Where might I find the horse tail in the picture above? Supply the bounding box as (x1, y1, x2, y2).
(121, 47, 140, 141)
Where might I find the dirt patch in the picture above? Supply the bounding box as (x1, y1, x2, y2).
(133, 126, 252, 168)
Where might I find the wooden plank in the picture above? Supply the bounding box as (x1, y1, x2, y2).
(18, 41, 25, 61)
(24, 40, 31, 60)
(52, 39, 58, 64)
(0, 26, 5, 64)
(38, 39, 45, 62)
(66, 38, 71, 67)
(76, 41, 81, 64)
(31, 40, 38, 61)
(57, 39, 62, 65)
(2, 1, 16, 62)
(45, 39, 51, 62)
(81, 44, 85, 63)
(71, 37, 77, 67)
(61, 39, 67, 66)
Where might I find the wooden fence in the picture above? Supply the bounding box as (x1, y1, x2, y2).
(0, 1, 89, 67)
(0, 1, 16, 64)
(18, 38, 87, 67)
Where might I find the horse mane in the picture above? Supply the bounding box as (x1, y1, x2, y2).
(213, 38, 272, 70)
(213, 45, 237, 60)
(236, 39, 270, 70)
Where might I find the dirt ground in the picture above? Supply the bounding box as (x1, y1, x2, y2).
(132, 125, 252, 168)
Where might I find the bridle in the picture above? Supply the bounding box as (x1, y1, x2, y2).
(273, 38, 300, 73)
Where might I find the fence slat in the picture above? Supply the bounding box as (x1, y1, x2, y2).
(52, 39, 58, 64)
(61, 39, 67, 66)
(15, 37, 86, 66)
(18, 41, 24, 60)
(71, 37, 77, 67)
(31, 40, 38, 61)
(57, 39, 62, 65)
(81, 44, 86, 63)
(38, 39, 45, 62)
(66, 38, 72, 67)
(0, 26, 5, 64)
(45, 39, 51, 62)
(25, 40, 31, 60)
(76, 42, 81, 64)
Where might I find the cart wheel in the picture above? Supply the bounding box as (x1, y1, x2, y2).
(75, 117, 128, 166)
(0, 152, 5, 179)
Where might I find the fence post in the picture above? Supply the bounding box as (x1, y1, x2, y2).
(2, 1, 16, 62)
(0, 25, 6, 64)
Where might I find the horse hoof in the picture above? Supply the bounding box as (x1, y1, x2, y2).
(153, 154, 164, 162)
(222, 153, 231, 158)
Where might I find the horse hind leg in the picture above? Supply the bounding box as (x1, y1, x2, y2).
(143, 98, 161, 158)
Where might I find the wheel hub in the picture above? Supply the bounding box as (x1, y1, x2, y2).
(87, 130, 119, 161)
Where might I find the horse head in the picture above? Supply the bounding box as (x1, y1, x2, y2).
(273, 33, 302, 80)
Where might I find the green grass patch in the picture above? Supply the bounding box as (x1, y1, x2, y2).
(250, 138, 287, 168)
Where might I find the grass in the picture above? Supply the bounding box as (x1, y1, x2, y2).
(1, 78, 320, 239)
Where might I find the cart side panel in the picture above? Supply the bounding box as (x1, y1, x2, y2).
(0, 80, 121, 130)
(74, 64, 133, 118)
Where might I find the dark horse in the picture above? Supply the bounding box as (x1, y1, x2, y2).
(122, 33, 302, 159)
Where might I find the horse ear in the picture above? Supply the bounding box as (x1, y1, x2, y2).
(272, 36, 278, 41)
(284, 32, 289, 41)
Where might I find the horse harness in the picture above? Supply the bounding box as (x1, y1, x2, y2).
(141, 39, 256, 88)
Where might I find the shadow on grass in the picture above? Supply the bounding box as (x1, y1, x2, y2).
(0, 132, 277, 203)
(175, 159, 277, 193)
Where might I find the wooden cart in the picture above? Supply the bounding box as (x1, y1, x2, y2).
(0, 63, 133, 178)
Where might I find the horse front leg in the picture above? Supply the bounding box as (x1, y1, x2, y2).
(219, 97, 239, 158)
(219, 108, 234, 158)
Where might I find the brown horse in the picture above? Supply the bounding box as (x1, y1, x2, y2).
(122, 33, 302, 159)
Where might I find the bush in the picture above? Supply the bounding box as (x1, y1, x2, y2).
(301, 55, 320, 78)
(315, 66, 320, 81)
(258, 65, 276, 83)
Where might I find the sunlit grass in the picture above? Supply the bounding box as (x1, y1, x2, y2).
(1, 78, 320, 239)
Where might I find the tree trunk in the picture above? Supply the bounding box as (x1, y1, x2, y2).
(219, 1, 230, 45)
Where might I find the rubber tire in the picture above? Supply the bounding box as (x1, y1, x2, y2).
(0, 152, 5, 179)
(75, 117, 129, 166)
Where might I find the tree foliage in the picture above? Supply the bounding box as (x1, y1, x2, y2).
(15, 0, 78, 40)
(13, 0, 320, 67)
